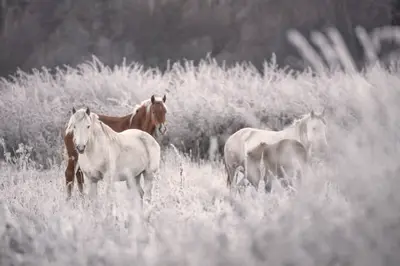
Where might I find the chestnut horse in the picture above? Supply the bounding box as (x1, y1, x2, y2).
(62, 94, 168, 200)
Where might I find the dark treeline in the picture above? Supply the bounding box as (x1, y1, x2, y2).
(0, 0, 396, 78)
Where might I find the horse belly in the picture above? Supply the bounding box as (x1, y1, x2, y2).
(77, 156, 106, 181)
(116, 148, 147, 175)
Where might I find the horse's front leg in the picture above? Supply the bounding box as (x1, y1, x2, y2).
(277, 165, 292, 189)
(245, 158, 262, 191)
(65, 157, 76, 200)
(76, 167, 85, 196)
(88, 179, 98, 200)
(106, 155, 118, 201)
(263, 162, 276, 194)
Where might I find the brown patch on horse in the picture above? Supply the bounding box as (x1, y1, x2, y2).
(63, 131, 84, 198)
(97, 114, 132, 133)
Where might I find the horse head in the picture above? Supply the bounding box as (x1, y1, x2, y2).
(67, 107, 94, 154)
(303, 109, 328, 154)
(149, 94, 168, 135)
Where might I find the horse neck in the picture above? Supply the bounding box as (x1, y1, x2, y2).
(281, 124, 299, 140)
(98, 114, 131, 132)
(294, 118, 311, 149)
(280, 118, 308, 146)
(130, 106, 156, 135)
(86, 121, 119, 154)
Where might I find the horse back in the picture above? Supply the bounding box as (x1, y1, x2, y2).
(224, 127, 255, 164)
(120, 129, 161, 169)
(98, 114, 132, 132)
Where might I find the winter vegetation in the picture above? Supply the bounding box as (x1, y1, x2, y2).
(1, 27, 400, 265)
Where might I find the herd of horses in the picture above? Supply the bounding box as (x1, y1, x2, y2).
(62, 94, 329, 203)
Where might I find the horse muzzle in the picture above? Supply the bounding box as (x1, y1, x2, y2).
(158, 123, 167, 135)
(76, 145, 86, 154)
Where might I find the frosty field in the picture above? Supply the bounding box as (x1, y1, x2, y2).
(2, 28, 400, 265)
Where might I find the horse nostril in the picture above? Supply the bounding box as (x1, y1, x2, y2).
(76, 145, 86, 153)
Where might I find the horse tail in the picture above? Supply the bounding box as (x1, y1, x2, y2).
(225, 159, 232, 188)
(139, 132, 161, 172)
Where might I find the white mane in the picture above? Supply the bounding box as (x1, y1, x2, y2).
(95, 117, 121, 144)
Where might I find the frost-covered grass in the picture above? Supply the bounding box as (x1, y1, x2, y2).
(2, 52, 395, 166)
(1, 139, 400, 266)
(1, 27, 400, 265)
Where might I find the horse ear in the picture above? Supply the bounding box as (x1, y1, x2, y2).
(72, 107, 76, 114)
(162, 94, 166, 102)
(151, 95, 155, 104)
(86, 107, 90, 115)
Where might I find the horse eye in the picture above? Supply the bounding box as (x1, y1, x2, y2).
(87, 125, 90, 129)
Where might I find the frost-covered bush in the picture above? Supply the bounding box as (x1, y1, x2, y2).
(1, 55, 397, 167)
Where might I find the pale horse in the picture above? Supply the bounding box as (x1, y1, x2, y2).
(224, 110, 328, 194)
(65, 107, 161, 203)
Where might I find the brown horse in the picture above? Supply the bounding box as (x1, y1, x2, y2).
(62, 94, 168, 200)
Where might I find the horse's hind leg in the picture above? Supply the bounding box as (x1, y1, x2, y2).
(278, 166, 293, 190)
(142, 170, 156, 203)
(264, 172, 273, 193)
(226, 164, 239, 195)
(263, 161, 276, 194)
(135, 173, 145, 200)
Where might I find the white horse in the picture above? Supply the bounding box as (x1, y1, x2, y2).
(65, 107, 161, 203)
(224, 110, 328, 193)
(244, 139, 308, 193)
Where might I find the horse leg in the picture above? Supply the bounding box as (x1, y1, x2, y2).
(142, 170, 156, 204)
(226, 164, 240, 196)
(65, 156, 76, 200)
(135, 173, 145, 200)
(76, 167, 84, 196)
(263, 161, 276, 194)
(245, 159, 261, 193)
(278, 165, 294, 190)
(264, 170, 273, 193)
(88, 179, 98, 200)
